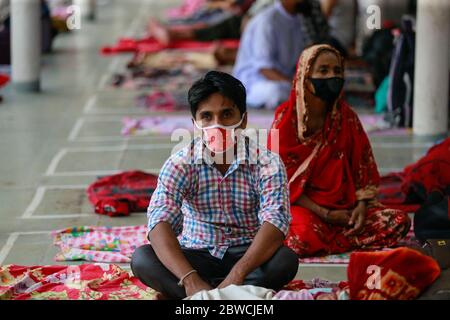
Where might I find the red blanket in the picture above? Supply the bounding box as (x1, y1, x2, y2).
(101, 37, 240, 55)
(348, 247, 441, 300)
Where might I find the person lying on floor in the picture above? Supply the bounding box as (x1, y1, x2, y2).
(166, 0, 250, 27)
(148, 0, 255, 46)
(131, 71, 298, 300)
(232, 0, 330, 109)
(267, 44, 411, 257)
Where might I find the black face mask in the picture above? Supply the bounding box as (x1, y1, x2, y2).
(309, 77, 345, 104)
(295, 0, 313, 15)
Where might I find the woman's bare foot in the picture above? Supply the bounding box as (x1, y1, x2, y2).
(155, 292, 170, 300)
(213, 45, 238, 65)
(148, 19, 171, 45)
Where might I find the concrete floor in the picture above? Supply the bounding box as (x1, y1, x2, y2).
(0, 0, 444, 283)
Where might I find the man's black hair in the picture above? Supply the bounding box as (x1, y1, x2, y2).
(188, 71, 247, 118)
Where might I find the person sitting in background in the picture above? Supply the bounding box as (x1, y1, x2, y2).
(320, 0, 356, 56)
(268, 44, 411, 257)
(131, 71, 298, 300)
(232, 0, 330, 109)
(150, 0, 274, 66)
(167, 0, 248, 27)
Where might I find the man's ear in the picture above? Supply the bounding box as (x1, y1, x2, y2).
(241, 112, 248, 129)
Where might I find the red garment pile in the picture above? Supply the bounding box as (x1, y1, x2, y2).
(87, 171, 158, 217)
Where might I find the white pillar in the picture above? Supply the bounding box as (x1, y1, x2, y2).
(74, 0, 96, 21)
(11, 0, 41, 92)
(413, 0, 450, 137)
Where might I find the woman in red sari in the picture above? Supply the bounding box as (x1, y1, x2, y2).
(268, 44, 411, 257)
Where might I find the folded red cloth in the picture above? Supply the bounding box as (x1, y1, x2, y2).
(87, 170, 158, 217)
(348, 247, 441, 300)
(378, 138, 450, 212)
(402, 138, 450, 196)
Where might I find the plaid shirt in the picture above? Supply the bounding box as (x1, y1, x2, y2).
(147, 137, 291, 259)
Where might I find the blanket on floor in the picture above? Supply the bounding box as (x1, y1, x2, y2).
(0, 264, 157, 300)
(348, 247, 441, 300)
(101, 37, 239, 55)
(137, 50, 219, 70)
(0, 263, 348, 300)
(52, 226, 149, 263)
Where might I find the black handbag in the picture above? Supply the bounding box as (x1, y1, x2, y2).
(414, 191, 450, 241)
(421, 239, 450, 270)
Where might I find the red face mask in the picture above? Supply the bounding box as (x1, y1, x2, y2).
(194, 116, 245, 154)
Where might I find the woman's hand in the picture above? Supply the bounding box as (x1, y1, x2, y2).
(344, 201, 367, 236)
(324, 210, 351, 226)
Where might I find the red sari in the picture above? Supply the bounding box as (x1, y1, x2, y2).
(268, 45, 411, 257)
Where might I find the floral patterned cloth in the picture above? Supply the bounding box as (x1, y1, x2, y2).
(281, 279, 350, 300)
(0, 263, 348, 301)
(298, 223, 420, 264)
(52, 226, 149, 263)
(0, 264, 157, 300)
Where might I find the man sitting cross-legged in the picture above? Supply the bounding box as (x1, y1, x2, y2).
(131, 71, 298, 300)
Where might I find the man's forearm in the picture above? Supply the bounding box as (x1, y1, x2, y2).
(320, 0, 338, 18)
(230, 222, 285, 279)
(260, 68, 290, 82)
(149, 222, 196, 280)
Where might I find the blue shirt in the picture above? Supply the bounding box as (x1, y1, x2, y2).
(147, 137, 291, 259)
(233, 1, 307, 90)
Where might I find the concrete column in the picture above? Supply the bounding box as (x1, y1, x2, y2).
(413, 0, 450, 137)
(11, 0, 41, 92)
(74, 0, 96, 21)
